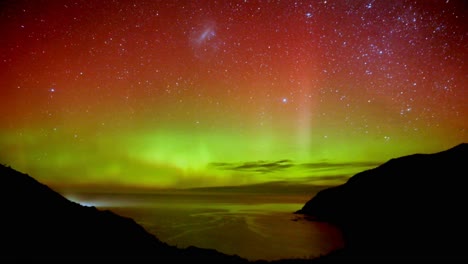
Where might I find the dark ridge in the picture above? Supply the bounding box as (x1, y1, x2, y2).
(0, 164, 247, 263)
(296, 143, 468, 261)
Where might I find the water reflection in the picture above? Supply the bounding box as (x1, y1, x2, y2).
(65, 191, 343, 261)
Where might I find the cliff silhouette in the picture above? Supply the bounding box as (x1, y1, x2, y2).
(296, 143, 468, 261)
(0, 164, 247, 263)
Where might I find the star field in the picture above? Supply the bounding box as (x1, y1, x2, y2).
(0, 0, 466, 189)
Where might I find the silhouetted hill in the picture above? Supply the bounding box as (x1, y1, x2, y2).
(296, 143, 468, 261)
(0, 164, 247, 263)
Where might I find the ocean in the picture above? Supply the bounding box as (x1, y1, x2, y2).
(64, 190, 344, 261)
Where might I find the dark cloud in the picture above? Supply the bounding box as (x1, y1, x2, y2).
(293, 174, 354, 183)
(299, 161, 382, 171)
(209, 159, 293, 173)
(209, 160, 382, 174)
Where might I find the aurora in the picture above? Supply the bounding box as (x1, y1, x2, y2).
(0, 0, 466, 191)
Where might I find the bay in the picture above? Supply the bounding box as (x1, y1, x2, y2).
(64, 191, 344, 261)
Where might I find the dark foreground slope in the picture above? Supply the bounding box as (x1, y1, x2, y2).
(0, 164, 247, 263)
(296, 143, 468, 261)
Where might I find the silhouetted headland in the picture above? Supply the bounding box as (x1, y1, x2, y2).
(0, 164, 248, 263)
(296, 143, 468, 261)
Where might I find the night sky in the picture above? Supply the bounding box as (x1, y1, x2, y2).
(1, 0, 467, 190)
